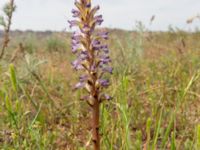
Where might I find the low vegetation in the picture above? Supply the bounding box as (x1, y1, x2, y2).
(0, 28, 200, 149)
(0, 0, 200, 149)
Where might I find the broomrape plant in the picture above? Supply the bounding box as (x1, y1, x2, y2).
(68, 0, 112, 149)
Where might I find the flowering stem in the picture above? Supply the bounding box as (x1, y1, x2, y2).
(69, 0, 112, 149)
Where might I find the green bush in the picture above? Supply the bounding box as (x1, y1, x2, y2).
(46, 37, 66, 53)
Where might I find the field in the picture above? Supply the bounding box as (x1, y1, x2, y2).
(0, 27, 200, 149)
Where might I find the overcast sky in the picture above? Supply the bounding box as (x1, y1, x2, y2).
(0, 0, 199, 31)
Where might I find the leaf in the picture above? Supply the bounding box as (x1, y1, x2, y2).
(3, 3, 11, 16)
(0, 16, 6, 27)
(5, 94, 12, 112)
(3, 2, 16, 17)
(9, 64, 18, 92)
(197, 125, 200, 149)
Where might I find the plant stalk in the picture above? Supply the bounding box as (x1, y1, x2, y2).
(0, 0, 15, 59)
(92, 98, 100, 150)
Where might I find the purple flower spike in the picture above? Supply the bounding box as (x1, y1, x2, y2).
(69, 0, 112, 148)
(69, 0, 112, 103)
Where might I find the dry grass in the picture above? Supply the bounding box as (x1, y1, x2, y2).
(0, 29, 200, 149)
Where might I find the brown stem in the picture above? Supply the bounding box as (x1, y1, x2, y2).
(92, 98, 100, 150)
(0, 0, 14, 59)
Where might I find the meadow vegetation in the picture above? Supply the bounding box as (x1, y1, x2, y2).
(0, 1, 200, 149)
(0, 27, 200, 149)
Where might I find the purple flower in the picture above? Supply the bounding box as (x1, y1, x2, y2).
(69, 0, 112, 102)
(102, 67, 113, 74)
(98, 79, 110, 87)
(79, 52, 89, 60)
(72, 32, 82, 41)
(90, 63, 97, 72)
(71, 9, 80, 17)
(99, 55, 111, 64)
(86, 3, 91, 8)
(92, 40, 101, 46)
(74, 82, 85, 90)
(72, 42, 81, 53)
(94, 15, 104, 25)
(72, 44, 79, 53)
(97, 31, 109, 40)
(71, 59, 83, 70)
(79, 75, 89, 82)
(92, 40, 101, 50)
(81, 25, 93, 33)
(72, 39, 79, 45)
(80, 50, 88, 54)
(101, 45, 109, 53)
(68, 20, 79, 28)
(101, 94, 112, 100)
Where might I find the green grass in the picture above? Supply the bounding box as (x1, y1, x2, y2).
(0, 29, 200, 149)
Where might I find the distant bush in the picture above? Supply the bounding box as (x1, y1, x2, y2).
(46, 37, 66, 53)
(22, 33, 38, 54)
(113, 21, 146, 75)
(24, 40, 37, 54)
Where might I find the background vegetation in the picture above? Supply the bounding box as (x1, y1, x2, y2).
(0, 26, 200, 149)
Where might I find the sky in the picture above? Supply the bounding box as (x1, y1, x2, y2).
(0, 0, 199, 31)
